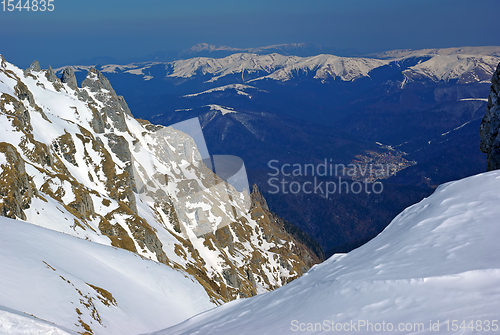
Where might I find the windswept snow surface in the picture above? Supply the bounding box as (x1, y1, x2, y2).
(154, 171, 500, 335)
(0, 218, 214, 335)
(0, 305, 76, 335)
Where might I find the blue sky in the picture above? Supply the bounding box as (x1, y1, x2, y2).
(0, 0, 498, 67)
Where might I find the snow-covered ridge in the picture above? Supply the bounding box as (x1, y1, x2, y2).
(248, 54, 388, 82)
(167, 53, 301, 82)
(55, 47, 500, 85)
(183, 84, 263, 97)
(402, 54, 500, 84)
(167, 52, 387, 82)
(156, 170, 500, 335)
(207, 104, 238, 115)
(54, 53, 385, 83)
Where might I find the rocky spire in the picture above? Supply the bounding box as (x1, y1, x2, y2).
(29, 60, 41, 72)
(79, 67, 133, 132)
(480, 62, 500, 171)
(45, 66, 58, 83)
(251, 184, 269, 211)
(81, 67, 116, 94)
(81, 67, 132, 116)
(60, 67, 78, 90)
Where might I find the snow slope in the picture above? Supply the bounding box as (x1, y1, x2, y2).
(0, 305, 77, 335)
(154, 170, 500, 335)
(0, 217, 215, 335)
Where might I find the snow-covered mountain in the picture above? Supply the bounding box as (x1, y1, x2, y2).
(0, 55, 322, 333)
(401, 54, 499, 84)
(369, 46, 500, 59)
(61, 53, 387, 83)
(154, 169, 500, 335)
(58, 47, 500, 86)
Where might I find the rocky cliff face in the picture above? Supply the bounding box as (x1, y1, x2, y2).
(0, 54, 321, 310)
(480, 62, 500, 170)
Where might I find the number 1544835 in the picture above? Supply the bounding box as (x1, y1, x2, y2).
(2, 0, 54, 12)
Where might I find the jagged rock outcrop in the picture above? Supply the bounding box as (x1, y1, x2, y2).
(250, 185, 324, 269)
(28, 60, 41, 73)
(45, 65, 58, 83)
(60, 67, 78, 90)
(0, 55, 322, 314)
(14, 80, 36, 107)
(0, 143, 36, 220)
(81, 67, 132, 133)
(480, 62, 500, 170)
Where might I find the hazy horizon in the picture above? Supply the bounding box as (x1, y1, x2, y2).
(1, 0, 499, 68)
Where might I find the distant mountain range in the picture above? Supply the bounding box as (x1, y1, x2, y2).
(73, 43, 500, 66)
(61, 48, 500, 84)
(74, 43, 361, 65)
(368, 46, 500, 59)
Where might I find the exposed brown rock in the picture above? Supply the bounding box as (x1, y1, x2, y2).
(0, 143, 36, 220)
